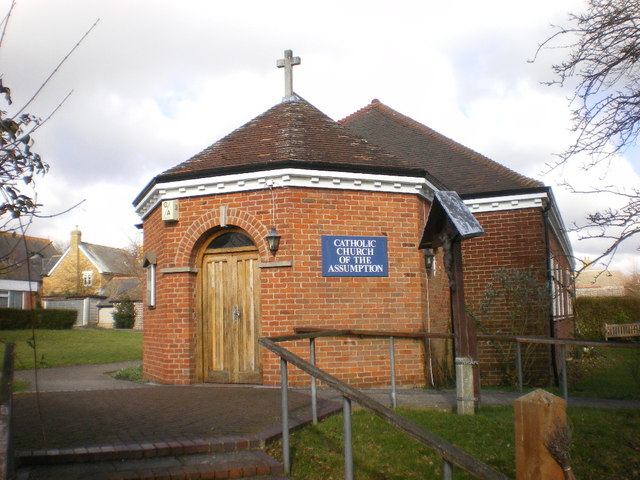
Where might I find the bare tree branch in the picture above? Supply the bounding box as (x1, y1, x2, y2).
(12, 18, 99, 119)
(537, 0, 640, 270)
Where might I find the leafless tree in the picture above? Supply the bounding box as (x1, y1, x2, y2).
(536, 0, 640, 270)
(0, 1, 97, 236)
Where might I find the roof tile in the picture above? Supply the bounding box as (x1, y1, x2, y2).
(339, 100, 543, 196)
(158, 97, 424, 182)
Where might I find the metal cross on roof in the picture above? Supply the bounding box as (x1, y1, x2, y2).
(277, 49, 301, 102)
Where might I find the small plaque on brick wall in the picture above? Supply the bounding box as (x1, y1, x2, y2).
(321, 235, 388, 277)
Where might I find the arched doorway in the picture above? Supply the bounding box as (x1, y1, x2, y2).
(199, 229, 262, 383)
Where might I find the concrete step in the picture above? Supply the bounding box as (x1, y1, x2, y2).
(16, 436, 264, 466)
(16, 449, 287, 480)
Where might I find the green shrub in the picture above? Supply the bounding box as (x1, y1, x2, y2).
(574, 296, 640, 340)
(471, 267, 550, 385)
(112, 298, 136, 329)
(0, 308, 76, 330)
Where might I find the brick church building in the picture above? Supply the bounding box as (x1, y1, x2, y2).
(134, 52, 574, 387)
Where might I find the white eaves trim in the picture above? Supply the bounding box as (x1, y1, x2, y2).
(79, 245, 109, 274)
(464, 192, 546, 213)
(134, 168, 438, 219)
(0, 278, 40, 292)
(45, 248, 69, 277)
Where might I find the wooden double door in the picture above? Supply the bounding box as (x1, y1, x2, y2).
(201, 247, 262, 383)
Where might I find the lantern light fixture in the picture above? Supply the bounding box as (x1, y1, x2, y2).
(424, 248, 435, 273)
(266, 227, 281, 255)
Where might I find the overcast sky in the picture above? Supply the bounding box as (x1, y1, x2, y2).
(1, 0, 638, 272)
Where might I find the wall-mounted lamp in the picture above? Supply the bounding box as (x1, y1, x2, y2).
(266, 227, 281, 255)
(424, 248, 435, 273)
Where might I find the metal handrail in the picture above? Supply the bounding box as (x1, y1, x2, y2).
(293, 327, 640, 400)
(293, 326, 640, 348)
(259, 336, 510, 480)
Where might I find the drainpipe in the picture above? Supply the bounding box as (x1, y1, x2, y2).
(542, 189, 559, 385)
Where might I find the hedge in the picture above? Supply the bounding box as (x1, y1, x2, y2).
(574, 296, 640, 340)
(0, 308, 77, 330)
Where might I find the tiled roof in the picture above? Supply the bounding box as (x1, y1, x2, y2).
(0, 232, 59, 282)
(157, 97, 425, 183)
(97, 277, 142, 302)
(81, 243, 139, 276)
(339, 99, 544, 196)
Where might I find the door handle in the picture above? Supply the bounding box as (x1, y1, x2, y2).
(233, 304, 241, 322)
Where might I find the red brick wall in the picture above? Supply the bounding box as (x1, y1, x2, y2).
(142, 187, 448, 387)
(142, 187, 564, 388)
(462, 208, 552, 385)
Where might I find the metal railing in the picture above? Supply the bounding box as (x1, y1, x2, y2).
(293, 327, 640, 402)
(478, 333, 640, 400)
(0, 343, 15, 480)
(260, 333, 510, 480)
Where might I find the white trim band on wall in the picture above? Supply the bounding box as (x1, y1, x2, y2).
(134, 168, 437, 219)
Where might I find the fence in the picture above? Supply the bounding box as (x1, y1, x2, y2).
(260, 332, 510, 480)
(262, 329, 639, 478)
(294, 327, 640, 402)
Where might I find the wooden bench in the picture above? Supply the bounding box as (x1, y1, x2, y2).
(604, 322, 640, 340)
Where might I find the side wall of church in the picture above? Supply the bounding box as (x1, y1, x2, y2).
(142, 187, 448, 387)
(462, 207, 553, 385)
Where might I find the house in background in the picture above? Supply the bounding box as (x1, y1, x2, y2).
(0, 232, 58, 309)
(575, 268, 627, 297)
(42, 229, 142, 327)
(96, 276, 143, 329)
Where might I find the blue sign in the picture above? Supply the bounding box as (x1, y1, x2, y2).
(322, 236, 388, 277)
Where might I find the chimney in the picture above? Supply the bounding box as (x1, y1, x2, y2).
(70, 228, 81, 250)
(71, 228, 82, 293)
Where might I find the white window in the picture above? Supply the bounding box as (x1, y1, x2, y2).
(550, 257, 572, 319)
(146, 263, 156, 307)
(0, 290, 8, 308)
(82, 271, 93, 287)
(0, 290, 24, 309)
(9, 291, 23, 308)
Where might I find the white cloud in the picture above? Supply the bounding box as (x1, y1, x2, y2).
(1, 0, 637, 272)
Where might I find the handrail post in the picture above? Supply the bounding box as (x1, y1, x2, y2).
(310, 337, 318, 424)
(343, 396, 354, 480)
(281, 358, 290, 474)
(389, 336, 397, 408)
(515, 342, 523, 394)
(560, 344, 568, 401)
(442, 458, 453, 480)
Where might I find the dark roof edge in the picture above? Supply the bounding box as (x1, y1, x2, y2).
(459, 186, 550, 200)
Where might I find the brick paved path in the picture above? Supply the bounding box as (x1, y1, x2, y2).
(14, 386, 336, 453)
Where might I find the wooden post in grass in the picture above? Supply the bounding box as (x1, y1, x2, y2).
(514, 389, 567, 480)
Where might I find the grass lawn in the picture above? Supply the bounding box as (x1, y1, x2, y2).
(268, 406, 640, 480)
(0, 329, 142, 370)
(567, 346, 640, 400)
(484, 345, 640, 401)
